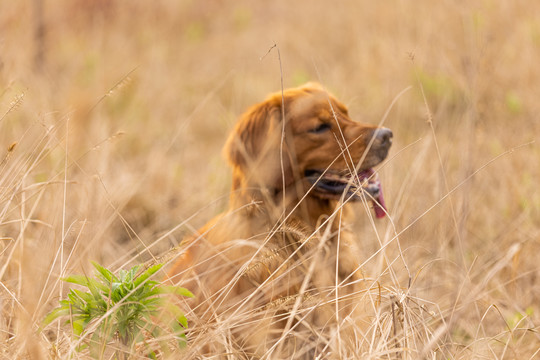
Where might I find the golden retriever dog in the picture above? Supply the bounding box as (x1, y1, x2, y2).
(166, 82, 392, 358)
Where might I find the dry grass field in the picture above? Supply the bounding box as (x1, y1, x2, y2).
(1, 0, 539, 358)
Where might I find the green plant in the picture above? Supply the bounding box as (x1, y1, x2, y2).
(43, 262, 193, 359)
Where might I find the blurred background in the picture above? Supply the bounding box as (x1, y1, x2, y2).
(1, 0, 539, 358)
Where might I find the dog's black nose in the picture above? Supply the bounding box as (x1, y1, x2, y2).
(374, 128, 393, 148)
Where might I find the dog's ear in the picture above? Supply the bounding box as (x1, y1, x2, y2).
(224, 99, 281, 169)
(224, 96, 294, 192)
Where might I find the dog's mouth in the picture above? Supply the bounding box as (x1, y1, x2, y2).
(304, 168, 387, 218)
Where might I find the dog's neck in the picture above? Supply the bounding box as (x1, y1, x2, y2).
(229, 181, 347, 233)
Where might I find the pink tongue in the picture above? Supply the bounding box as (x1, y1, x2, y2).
(373, 183, 387, 218)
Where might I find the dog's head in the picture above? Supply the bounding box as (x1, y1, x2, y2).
(225, 82, 392, 218)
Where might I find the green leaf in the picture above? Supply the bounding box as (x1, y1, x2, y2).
(143, 285, 191, 298)
(62, 275, 90, 287)
(158, 285, 194, 298)
(42, 306, 71, 326)
(118, 269, 128, 283)
(129, 266, 139, 280)
(178, 314, 188, 329)
(72, 318, 86, 336)
(87, 277, 109, 298)
(72, 288, 94, 304)
(140, 297, 165, 309)
(124, 265, 140, 283)
(91, 261, 117, 284)
(133, 264, 163, 288)
(163, 302, 188, 329)
(170, 320, 188, 348)
(63, 274, 110, 294)
(111, 285, 124, 303)
(67, 290, 86, 308)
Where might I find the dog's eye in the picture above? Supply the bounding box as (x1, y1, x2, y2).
(309, 123, 331, 134)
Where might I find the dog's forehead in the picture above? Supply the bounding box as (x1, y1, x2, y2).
(287, 91, 347, 119)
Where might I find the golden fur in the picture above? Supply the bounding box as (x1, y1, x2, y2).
(167, 83, 393, 358)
